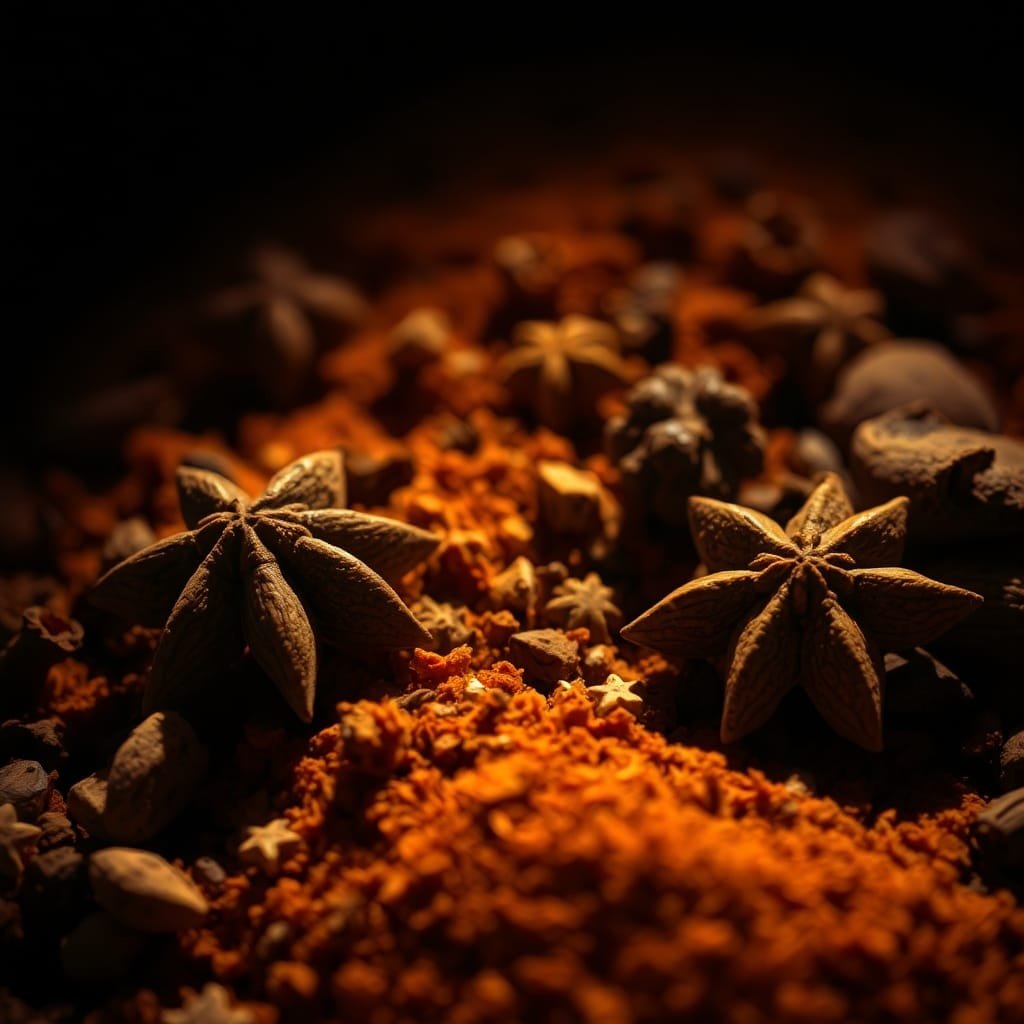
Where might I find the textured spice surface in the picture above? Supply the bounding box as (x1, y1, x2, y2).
(167, 661, 1024, 1024)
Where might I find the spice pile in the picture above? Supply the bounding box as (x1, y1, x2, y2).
(2, 148, 1024, 1023)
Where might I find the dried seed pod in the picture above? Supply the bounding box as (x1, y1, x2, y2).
(388, 307, 452, 371)
(851, 407, 1024, 543)
(101, 711, 208, 843)
(605, 365, 765, 529)
(66, 773, 109, 837)
(0, 760, 51, 821)
(821, 340, 999, 447)
(89, 847, 208, 933)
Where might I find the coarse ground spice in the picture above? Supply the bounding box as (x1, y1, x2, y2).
(116, 650, 1023, 1024)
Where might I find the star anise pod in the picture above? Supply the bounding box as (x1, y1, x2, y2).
(742, 273, 891, 402)
(621, 473, 982, 750)
(90, 451, 437, 722)
(206, 245, 368, 405)
(498, 316, 630, 432)
(544, 573, 622, 645)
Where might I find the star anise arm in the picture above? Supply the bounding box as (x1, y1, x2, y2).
(848, 567, 982, 651)
(286, 272, 368, 324)
(819, 497, 909, 567)
(91, 532, 204, 627)
(785, 472, 854, 544)
(241, 525, 318, 723)
(720, 583, 800, 743)
(621, 570, 763, 658)
(687, 497, 796, 572)
(144, 527, 243, 714)
(266, 529, 431, 650)
(279, 509, 439, 583)
(743, 296, 825, 334)
(250, 450, 345, 512)
(496, 346, 543, 387)
(801, 596, 884, 751)
(176, 466, 251, 529)
(262, 296, 316, 365)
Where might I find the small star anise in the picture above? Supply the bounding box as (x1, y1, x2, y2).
(621, 473, 982, 750)
(742, 273, 891, 402)
(91, 451, 438, 722)
(544, 573, 622, 645)
(412, 596, 475, 653)
(498, 316, 630, 432)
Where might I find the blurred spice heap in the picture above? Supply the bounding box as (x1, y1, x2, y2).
(2, 146, 1024, 1024)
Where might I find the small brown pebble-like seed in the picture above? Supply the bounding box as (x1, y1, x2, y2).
(0, 760, 51, 821)
(89, 848, 208, 933)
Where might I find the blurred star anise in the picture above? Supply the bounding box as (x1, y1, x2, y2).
(622, 474, 982, 750)
(605, 364, 765, 529)
(91, 451, 437, 722)
(742, 273, 891, 402)
(498, 316, 631, 432)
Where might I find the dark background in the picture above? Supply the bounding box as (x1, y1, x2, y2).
(8, 10, 1023, 458)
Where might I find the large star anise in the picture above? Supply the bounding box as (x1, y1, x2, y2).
(621, 474, 982, 749)
(498, 315, 631, 432)
(91, 451, 437, 722)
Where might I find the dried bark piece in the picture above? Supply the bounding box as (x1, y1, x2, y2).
(851, 407, 1024, 543)
(606, 365, 765, 529)
(821, 340, 998, 447)
(488, 557, 541, 622)
(91, 450, 437, 722)
(509, 630, 580, 692)
(622, 473, 981, 750)
(537, 461, 607, 538)
(499, 315, 630, 432)
(0, 760, 50, 821)
(543, 574, 622, 645)
(89, 848, 208, 933)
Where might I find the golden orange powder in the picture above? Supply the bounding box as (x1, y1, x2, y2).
(163, 651, 1024, 1024)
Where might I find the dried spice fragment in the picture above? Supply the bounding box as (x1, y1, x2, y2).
(89, 847, 208, 933)
(387, 307, 453, 371)
(238, 818, 304, 876)
(509, 629, 580, 691)
(602, 262, 683, 362)
(974, 788, 1024, 870)
(0, 802, 41, 883)
(821, 340, 999, 446)
(543, 573, 622, 644)
(622, 473, 982, 750)
(498, 315, 631, 432)
(412, 596, 475, 654)
(1000, 733, 1024, 793)
(731, 191, 820, 296)
(101, 517, 157, 572)
(851, 407, 1024, 543)
(586, 672, 645, 717)
(163, 982, 256, 1024)
(742, 273, 891, 403)
(90, 451, 437, 722)
(605, 364, 765, 528)
(60, 911, 149, 983)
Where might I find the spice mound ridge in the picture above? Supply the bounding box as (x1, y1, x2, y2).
(185, 658, 1024, 1024)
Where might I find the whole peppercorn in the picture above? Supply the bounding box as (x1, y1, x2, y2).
(605, 365, 765, 528)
